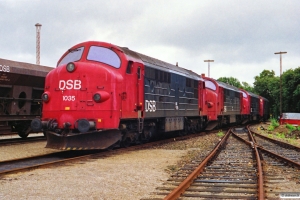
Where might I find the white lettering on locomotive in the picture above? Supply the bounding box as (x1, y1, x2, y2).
(0, 65, 10, 72)
(145, 100, 156, 112)
(59, 80, 81, 90)
(63, 95, 76, 101)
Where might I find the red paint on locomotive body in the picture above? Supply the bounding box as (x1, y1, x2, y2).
(33, 41, 269, 150)
(259, 96, 270, 121)
(202, 76, 219, 121)
(240, 89, 251, 115)
(38, 41, 148, 149)
(43, 42, 127, 130)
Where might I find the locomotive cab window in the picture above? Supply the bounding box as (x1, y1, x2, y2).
(58, 46, 84, 66)
(205, 80, 216, 91)
(87, 46, 121, 68)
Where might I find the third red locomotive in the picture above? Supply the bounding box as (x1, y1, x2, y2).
(31, 41, 269, 150)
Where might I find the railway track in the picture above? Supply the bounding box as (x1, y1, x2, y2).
(0, 136, 45, 146)
(0, 131, 211, 177)
(144, 126, 300, 200)
(0, 150, 104, 176)
(148, 129, 262, 199)
(252, 131, 300, 165)
(250, 129, 300, 199)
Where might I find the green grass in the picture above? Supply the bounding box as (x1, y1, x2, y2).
(286, 124, 296, 132)
(276, 132, 285, 139)
(270, 118, 279, 127)
(217, 131, 224, 137)
(268, 118, 279, 131)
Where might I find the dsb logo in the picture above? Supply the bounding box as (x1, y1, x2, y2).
(145, 100, 156, 112)
(59, 80, 81, 90)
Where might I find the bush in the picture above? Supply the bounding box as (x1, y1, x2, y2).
(286, 124, 296, 131)
(270, 118, 279, 128)
(268, 126, 275, 131)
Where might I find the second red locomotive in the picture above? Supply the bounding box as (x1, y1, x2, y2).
(31, 41, 269, 150)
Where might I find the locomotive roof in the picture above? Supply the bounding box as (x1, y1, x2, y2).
(260, 96, 269, 102)
(247, 91, 260, 98)
(119, 47, 202, 81)
(215, 80, 241, 93)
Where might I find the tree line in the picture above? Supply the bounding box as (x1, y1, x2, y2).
(217, 67, 300, 118)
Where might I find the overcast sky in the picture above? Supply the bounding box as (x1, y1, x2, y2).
(1, 0, 299, 85)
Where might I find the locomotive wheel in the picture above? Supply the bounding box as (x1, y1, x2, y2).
(120, 137, 131, 148)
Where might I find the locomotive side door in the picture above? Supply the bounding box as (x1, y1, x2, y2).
(121, 61, 144, 119)
(135, 63, 144, 118)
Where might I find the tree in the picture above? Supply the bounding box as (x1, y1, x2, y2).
(282, 67, 300, 112)
(241, 82, 254, 92)
(253, 70, 279, 117)
(217, 77, 254, 92)
(217, 77, 242, 88)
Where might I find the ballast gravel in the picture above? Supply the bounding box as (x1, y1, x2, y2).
(0, 133, 220, 200)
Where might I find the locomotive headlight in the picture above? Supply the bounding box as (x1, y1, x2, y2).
(93, 91, 110, 103)
(66, 62, 76, 73)
(93, 93, 101, 102)
(42, 92, 50, 103)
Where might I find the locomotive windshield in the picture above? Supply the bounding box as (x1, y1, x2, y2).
(57, 47, 84, 67)
(205, 80, 216, 90)
(87, 46, 121, 68)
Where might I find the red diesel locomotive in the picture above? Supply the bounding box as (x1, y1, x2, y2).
(31, 41, 269, 150)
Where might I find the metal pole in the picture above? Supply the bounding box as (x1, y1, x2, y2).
(274, 51, 287, 116)
(35, 23, 42, 65)
(204, 60, 214, 78)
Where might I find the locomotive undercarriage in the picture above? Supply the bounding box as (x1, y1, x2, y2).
(118, 117, 206, 147)
(39, 115, 213, 150)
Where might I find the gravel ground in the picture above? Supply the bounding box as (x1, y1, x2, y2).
(0, 132, 220, 200)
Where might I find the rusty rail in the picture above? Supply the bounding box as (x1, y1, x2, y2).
(249, 126, 300, 168)
(232, 128, 265, 200)
(258, 145, 300, 168)
(246, 126, 265, 200)
(163, 129, 231, 200)
(251, 128, 300, 151)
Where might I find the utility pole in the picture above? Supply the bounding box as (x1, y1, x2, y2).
(204, 60, 214, 78)
(274, 51, 287, 116)
(35, 23, 42, 65)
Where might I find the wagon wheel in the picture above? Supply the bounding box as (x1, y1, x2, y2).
(17, 126, 31, 139)
(18, 130, 29, 138)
